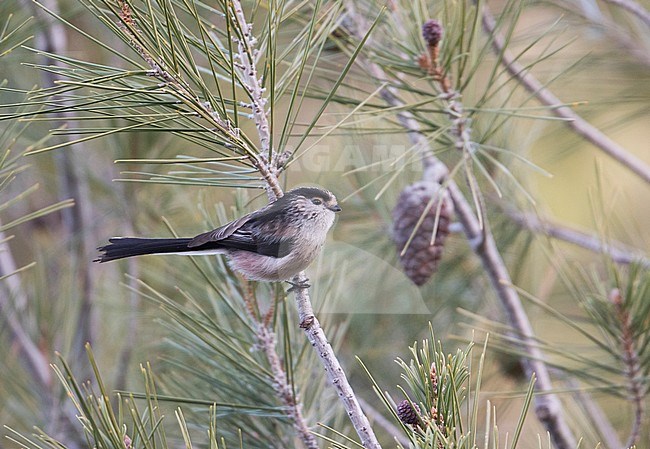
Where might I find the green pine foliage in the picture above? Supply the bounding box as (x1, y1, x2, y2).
(1, 0, 649, 448)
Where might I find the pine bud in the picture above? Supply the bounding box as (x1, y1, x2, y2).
(391, 181, 452, 286)
(422, 20, 443, 47)
(397, 399, 420, 426)
(430, 363, 438, 394)
(431, 406, 445, 430)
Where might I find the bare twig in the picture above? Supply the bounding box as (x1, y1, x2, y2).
(504, 209, 650, 268)
(258, 324, 319, 449)
(230, 3, 270, 157)
(31, 0, 96, 383)
(602, 0, 650, 28)
(610, 288, 645, 449)
(567, 378, 623, 449)
(572, 0, 650, 68)
(0, 230, 52, 388)
(481, 5, 650, 184)
(343, 6, 576, 448)
(293, 273, 381, 449)
(240, 280, 320, 449)
(229, 1, 283, 199)
(358, 397, 411, 447)
(450, 185, 577, 449)
(239, 283, 318, 449)
(228, 1, 381, 446)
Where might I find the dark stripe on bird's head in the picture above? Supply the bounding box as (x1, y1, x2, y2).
(287, 186, 334, 202)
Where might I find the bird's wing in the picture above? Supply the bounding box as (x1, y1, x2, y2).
(188, 213, 255, 247)
(212, 230, 295, 258)
(187, 200, 294, 258)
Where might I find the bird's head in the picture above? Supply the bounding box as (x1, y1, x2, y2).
(286, 187, 341, 215)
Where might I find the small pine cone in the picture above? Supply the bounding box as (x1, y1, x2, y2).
(422, 19, 443, 47)
(397, 400, 420, 426)
(392, 181, 452, 286)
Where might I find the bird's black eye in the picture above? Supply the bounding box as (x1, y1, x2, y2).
(312, 198, 323, 205)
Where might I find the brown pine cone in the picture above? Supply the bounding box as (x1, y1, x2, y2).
(396, 399, 421, 426)
(392, 181, 452, 286)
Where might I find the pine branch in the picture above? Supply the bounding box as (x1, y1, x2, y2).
(229, 0, 283, 199)
(503, 208, 650, 268)
(29, 0, 96, 389)
(610, 288, 645, 448)
(111, 0, 282, 197)
(568, 378, 623, 449)
(357, 397, 411, 448)
(292, 272, 381, 449)
(0, 229, 52, 388)
(602, 0, 650, 28)
(257, 324, 319, 449)
(480, 4, 650, 185)
(341, 5, 577, 448)
(226, 1, 381, 445)
(241, 284, 319, 449)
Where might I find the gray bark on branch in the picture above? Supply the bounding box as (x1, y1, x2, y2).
(504, 208, 650, 268)
(602, 0, 650, 28)
(231, 1, 382, 447)
(481, 5, 650, 185)
(0, 230, 52, 388)
(293, 274, 381, 449)
(343, 4, 577, 447)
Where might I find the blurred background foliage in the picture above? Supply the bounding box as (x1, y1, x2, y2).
(0, 0, 649, 448)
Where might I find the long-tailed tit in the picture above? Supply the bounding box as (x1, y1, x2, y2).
(95, 187, 341, 282)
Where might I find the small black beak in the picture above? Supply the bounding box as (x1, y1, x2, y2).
(329, 204, 342, 212)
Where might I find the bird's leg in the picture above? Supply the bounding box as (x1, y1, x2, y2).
(286, 278, 310, 292)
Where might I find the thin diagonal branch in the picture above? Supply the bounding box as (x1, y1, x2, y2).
(229, 1, 282, 199)
(343, 6, 576, 448)
(567, 378, 623, 449)
(358, 397, 411, 448)
(0, 230, 52, 388)
(450, 185, 578, 449)
(481, 5, 650, 185)
(240, 282, 318, 449)
(503, 209, 650, 269)
(229, 1, 381, 447)
(258, 324, 318, 449)
(292, 273, 381, 449)
(31, 0, 96, 384)
(602, 0, 650, 28)
(239, 285, 317, 449)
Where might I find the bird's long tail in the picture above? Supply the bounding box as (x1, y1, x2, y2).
(95, 237, 195, 262)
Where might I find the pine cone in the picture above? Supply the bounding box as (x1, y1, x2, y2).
(396, 399, 420, 426)
(392, 181, 452, 286)
(422, 20, 443, 47)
